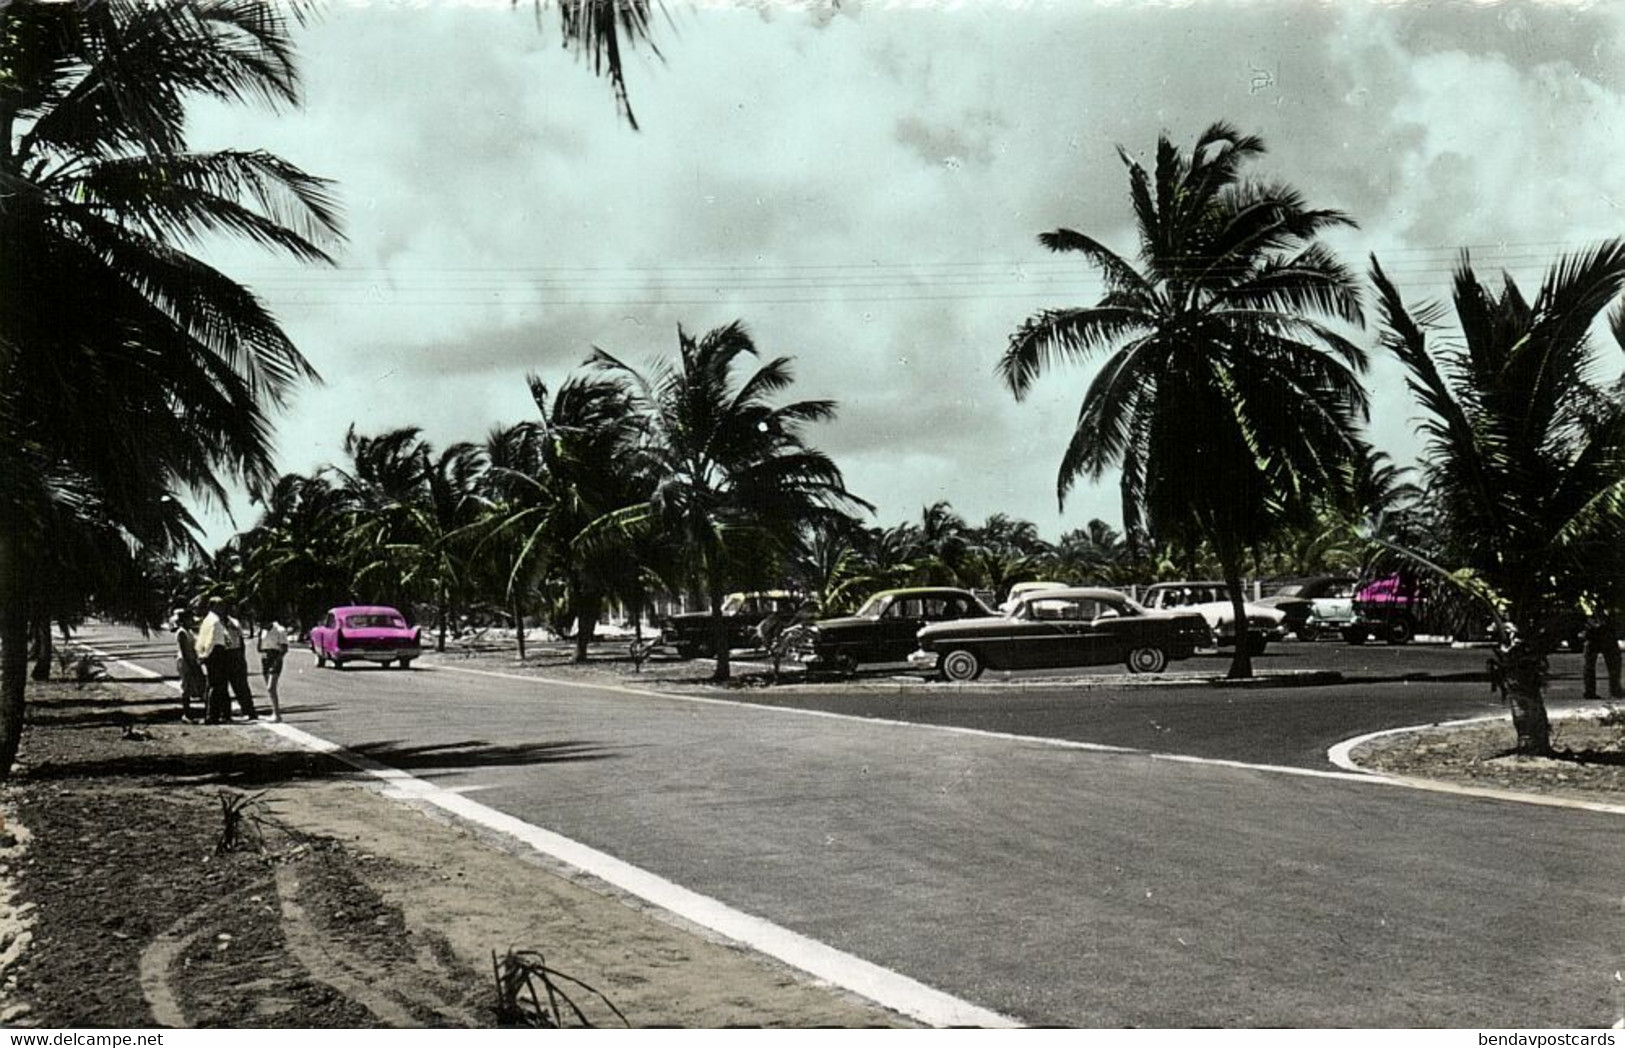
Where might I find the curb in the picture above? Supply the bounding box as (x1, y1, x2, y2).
(1327, 707, 1625, 816)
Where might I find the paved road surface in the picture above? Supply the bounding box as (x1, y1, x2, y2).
(83, 625, 1625, 1027)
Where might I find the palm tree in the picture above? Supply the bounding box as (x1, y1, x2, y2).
(479, 371, 652, 663)
(537, 0, 662, 130)
(0, 1, 340, 776)
(335, 429, 487, 649)
(239, 472, 357, 630)
(1051, 519, 1133, 585)
(1369, 241, 1625, 754)
(999, 122, 1368, 677)
(593, 321, 867, 680)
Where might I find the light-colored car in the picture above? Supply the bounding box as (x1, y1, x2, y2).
(998, 580, 1072, 614)
(1259, 576, 1357, 640)
(1138, 581, 1286, 655)
(309, 605, 423, 669)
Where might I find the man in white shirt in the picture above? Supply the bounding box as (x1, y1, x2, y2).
(195, 598, 258, 723)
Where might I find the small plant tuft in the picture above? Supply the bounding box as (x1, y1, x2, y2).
(491, 947, 628, 1028)
(214, 789, 271, 854)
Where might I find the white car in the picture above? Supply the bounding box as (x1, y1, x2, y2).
(1137, 581, 1286, 655)
(998, 580, 1072, 614)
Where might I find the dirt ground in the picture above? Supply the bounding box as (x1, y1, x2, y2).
(0, 670, 910, 1029)
(1350, 707, 1625, 804)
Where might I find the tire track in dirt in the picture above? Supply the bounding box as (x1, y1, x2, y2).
(273, 863, 482, 1027)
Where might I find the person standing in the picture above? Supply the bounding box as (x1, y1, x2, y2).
(257, 620, 289, 722)
(173, 609, 206, 722)
(196, 598, 258, 723)
(1580, 594, 1625, 702)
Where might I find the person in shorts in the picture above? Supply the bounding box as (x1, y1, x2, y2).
(257, 620, 289, 722)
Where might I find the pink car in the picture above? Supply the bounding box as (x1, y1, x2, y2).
(309, 605, 423, 669)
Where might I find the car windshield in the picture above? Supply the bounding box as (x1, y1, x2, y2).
(1275, 585, 1304, 598)
(855, 594, 891, 618)
(346, 613, 406, 629)
(721, 594, 746, 615)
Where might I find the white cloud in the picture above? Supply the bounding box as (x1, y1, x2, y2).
(180, 0, 1625, 547)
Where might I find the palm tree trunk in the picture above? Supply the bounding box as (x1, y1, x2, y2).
(30, 616, 52, 681)
(1221, 560, 1254, 679)
(436, 582, 448, 653)
(708, 561, 730, 682)
(0, 528, 30, 780)
(1492, 636, 1551, 755)
(573, 591, 601, 663)
(512, 593, 526, 661)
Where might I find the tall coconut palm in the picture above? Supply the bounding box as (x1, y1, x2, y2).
(999, 122, 1368, 677)
(593, 321, 867, 680)
(1370, 241, 1625, 754)
(0, 1, 340, 776)
(240, 471, 357, 630)
(479, 371, 652, 663)
(337, 429, 487, 649)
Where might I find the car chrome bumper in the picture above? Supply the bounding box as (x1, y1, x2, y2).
(335, 648, 420, 664)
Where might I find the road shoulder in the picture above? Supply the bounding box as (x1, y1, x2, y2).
(0, 677, 910, 1028)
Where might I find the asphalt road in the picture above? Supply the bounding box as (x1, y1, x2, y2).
(81, 626, 1625, 1027)
(711, 641, 1597, 770)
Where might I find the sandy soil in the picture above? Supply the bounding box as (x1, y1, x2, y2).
(1349, 707, 1625, 804)
(0, 674, 909, 1028)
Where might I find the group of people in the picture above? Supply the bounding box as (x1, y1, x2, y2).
(171, 598, 289, 724)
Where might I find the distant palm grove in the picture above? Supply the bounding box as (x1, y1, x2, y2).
(3, 1, 1625, 779)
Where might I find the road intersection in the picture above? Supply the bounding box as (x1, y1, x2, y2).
(83, 624, 1625, 1027)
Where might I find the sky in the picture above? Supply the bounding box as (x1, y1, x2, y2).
(185, 0, 1625, 548)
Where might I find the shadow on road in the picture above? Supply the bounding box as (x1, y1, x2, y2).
(19, 693, 620, 787)
(19, 737, 619, 788)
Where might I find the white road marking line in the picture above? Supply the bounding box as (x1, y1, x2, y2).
(84, 641, 1019, 1028)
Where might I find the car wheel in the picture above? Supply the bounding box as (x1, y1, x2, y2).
(1343, 627, 1368, 646)
(332, 659, 345, 670)
(834, 653, 859, 678)
(939, 648, 983, 682)
(675, 644, 699, 660)
(1245, 633, 1269, 657)
(1125, 645, 1168, 674)
(312, 645, 324, 668)
(1296, 623, 1319, 643)
(1385, 618, 1414, 645)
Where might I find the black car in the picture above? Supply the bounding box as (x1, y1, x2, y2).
(785, 587, 996, 676)
(660, 591, 803, 659)
(909, 587, 1212, 681)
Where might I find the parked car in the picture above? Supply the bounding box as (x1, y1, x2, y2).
(1342, 573, 1423, 645)
(785, 587, 996, 676)
(998, 580, 1072, 614)
(309, 605, 423, 669)
(1258, 576, 1357, 641)
(909, 587, 1212, 681)
(660, 591, 804, 659)
(1137, 581, 1286, 655)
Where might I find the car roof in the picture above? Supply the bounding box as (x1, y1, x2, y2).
(868, 587, 979, 599)
(1144, 581, 1226, 589)
(1017, 587, 1135, 603)
(330, 605, 407, 616)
